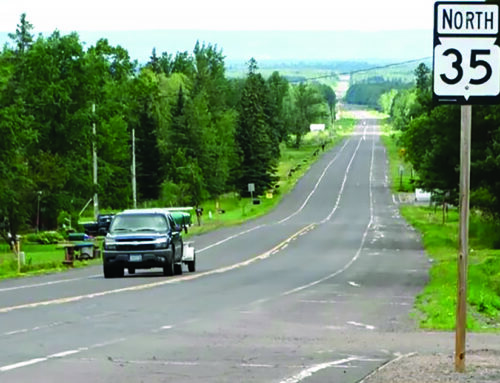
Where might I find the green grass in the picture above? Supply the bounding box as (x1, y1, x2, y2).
(0, 241, 101, 279)
(402, 206, 500, 331)
(0, 117, 356, 279)
(380, 122, 416, 193)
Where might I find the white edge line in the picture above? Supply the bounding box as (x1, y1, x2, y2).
(0, 339, 127, 372)
(48, 349, 86, 358)
(0, 358, 48, 372)
(358, 352, 417, 383)
(279, 356, 359, 383)
(197, 224, 265, 253)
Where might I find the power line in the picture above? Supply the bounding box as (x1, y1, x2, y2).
(288, 57, 432, 83)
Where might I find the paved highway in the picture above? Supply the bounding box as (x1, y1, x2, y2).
(1, 110, 496, 382)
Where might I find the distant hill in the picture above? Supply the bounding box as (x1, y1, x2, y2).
(0, 29, 432, 65)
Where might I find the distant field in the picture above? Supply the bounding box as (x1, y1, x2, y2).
(226, 64, 339, 87)
(349, 58, 432, 85)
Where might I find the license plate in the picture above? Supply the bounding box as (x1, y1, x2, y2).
(129, 254, 142, 262)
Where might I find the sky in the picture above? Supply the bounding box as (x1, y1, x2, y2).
(0, 0, 439, 63)
(1, 0, 437, 32)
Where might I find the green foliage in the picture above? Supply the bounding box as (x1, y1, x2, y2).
(389, 89, 419, 131)
(160, 180, 186, 207)
(378, 89, 398, 115)
(346, 79, 411, 109)
(25, 231, 64, 244)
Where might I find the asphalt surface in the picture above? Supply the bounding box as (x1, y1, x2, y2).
(1, 110, 498, 383)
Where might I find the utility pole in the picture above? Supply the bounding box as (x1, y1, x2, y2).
(131, 128, 137, 209)
(36, 191, 42, 233)
(92, 103, 99, 221)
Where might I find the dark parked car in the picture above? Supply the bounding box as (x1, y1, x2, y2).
(102, 209, 185, 278)
(82, 214, 114, 236)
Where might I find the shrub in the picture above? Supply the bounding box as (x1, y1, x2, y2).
(25, 231, 64, 245)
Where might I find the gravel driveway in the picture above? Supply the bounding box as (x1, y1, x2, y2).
(361, 349, 500, 383)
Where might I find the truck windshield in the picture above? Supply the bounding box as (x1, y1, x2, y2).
(109, 214, 168, 233)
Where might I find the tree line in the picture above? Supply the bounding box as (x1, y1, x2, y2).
(382, 63, 500, 219)
(0, 15, 336, 244)
(345, 77, 411, 109)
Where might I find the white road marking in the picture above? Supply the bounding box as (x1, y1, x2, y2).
(324, 325, 347, 330)
(0, 275, 101, 293)
(4, 329, 29, 336)
(347, 321, 376, 330)
(0, 338, 126, 372)
(240, 363, 274, 368)
(348, 281, 360, 287)
(279, 356, 359, 383)
(48, 349, 85, 358)
(358, 352, 417, 383)
(0, 358, 48, 372)
(197, 224, 266, 253)
(2, 321, 66, 338)
(107, 358, 199, 366)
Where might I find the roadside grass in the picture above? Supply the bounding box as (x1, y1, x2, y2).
(402, 206, 500, 331)
(0, 116, 356, 279)
(380, 122, 416, 193)
(380, 118, 500, 331)
(0, 241, 101, 279)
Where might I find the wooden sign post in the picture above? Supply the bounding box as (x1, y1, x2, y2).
(455, 104, 471, 372)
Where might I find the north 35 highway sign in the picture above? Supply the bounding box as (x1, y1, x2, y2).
(433, 1, 500, 104)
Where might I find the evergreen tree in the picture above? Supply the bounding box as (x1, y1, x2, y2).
(266, 71, 289, 156)
(235, 58, 277, 196)
(8, 13, 33, 55)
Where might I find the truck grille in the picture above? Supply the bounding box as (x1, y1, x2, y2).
(116, 244, 156, 251)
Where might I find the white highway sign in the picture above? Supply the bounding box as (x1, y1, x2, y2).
(433, 2, 500, 104)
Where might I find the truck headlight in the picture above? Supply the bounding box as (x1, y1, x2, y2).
(155, 238, 169, 249)
(104, 242, 116, 250)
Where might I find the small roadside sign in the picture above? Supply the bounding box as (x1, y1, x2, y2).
(433, 1, 500, 104)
